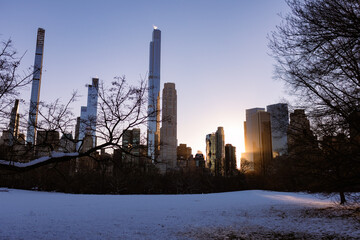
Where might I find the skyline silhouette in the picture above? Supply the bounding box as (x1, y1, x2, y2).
(1, 0, 291, 166)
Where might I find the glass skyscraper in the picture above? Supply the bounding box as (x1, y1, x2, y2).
(243, 108, 272, 174)
(77, 78, 99, 151)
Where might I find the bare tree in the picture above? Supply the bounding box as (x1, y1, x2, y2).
(0, 37, 155, 178)
(0, 75, 152, 173)
(269, 0, 360, 204)
(0, 39, 34, 124)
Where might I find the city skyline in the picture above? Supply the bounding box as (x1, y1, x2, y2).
(0, 1, 358, 237)
(1, 1, 291, 166)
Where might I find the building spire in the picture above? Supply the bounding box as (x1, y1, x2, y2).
(27, 28, 45, 145)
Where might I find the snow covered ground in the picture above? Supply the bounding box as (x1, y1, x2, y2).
(0, 189, 359, 239)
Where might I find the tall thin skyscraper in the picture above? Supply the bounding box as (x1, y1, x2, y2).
(77, 78, 99, 151)
(27, 28, 45, 145)
(147, 27, 161, 160)
(216, 127, 225, 176)
(159, 83, 177, 172)
(9, 99, 20, 145)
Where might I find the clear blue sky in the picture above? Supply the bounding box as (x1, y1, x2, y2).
(1, 0, 290, 165)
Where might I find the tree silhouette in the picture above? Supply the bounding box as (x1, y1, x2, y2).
(269, 0, 360, 204)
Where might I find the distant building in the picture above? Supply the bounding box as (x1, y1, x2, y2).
(244, 108, 265, 163)
(194, 152, 205, 169)
(36, 130, 60, 147)
(253, 111, 272, 175)
(177, 143, 193, 169)
(225, 144, 236, 176)
(122, 128, 141, 164)
(159, 83, 177, 173)
(77, 78, 99, 151)
(17, 133, 26, 145)
(59, 133, 75, 153)
(1, 99, 20, 147)
(0, 130, 10, 146)
(8, 99, 20, 146)
(267, 103, 289, 157)
(79, 133, 94, 153)
(244, 108, 272, 175)
(205, 133, 216, 172)
(288, 109, 317, 154)
(113, 142, 149, 175)
(147, 27, 161, 160)
(36, 130, 60, 157)
(27, 28, 45, 145)
(216, 127, 225, 175)
(75, 117, 80, 141)
(0, 131, 30, 162)
(177, 143, 192, 161)
(206, 127, 225, 176)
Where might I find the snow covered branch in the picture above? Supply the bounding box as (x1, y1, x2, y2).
(0, 152, 79, 171)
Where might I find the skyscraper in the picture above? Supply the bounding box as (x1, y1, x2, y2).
(27, 28, 45, 145)
(288, 109, 316, 153)
(244, 108, 265, 163)
(205, 133, 216, 172)
(225, 144, 236, 176)
(122, 128, 141, 164)
(147, 27, 161, 160)
(243, 108, 272, 174)
(9, 99, 20, 145)
(216, 127, 225, 175)
(77, 78, 99, 151)
(159, 83, 177, 172)
(252, 111, 272, 175)
(267, 103, 289, 157)
(205, 127, 225, 176)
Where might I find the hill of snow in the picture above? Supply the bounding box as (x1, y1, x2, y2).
(0, 189, 359, 239)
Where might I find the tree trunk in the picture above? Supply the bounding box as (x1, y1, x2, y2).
(340, 191, 346, 205)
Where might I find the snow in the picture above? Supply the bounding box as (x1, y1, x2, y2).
(0, 152, 79, 168)
(0, 189, 359, 239)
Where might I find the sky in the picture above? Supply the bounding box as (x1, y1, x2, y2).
(1, 0, 291, 166)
